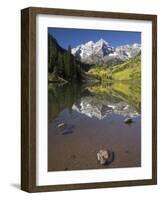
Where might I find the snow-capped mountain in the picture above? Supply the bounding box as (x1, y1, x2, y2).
(72, 39, 141, 66)
(115, 43, 141, 60)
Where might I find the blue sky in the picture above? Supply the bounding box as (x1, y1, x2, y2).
(48, 27, 141, 49)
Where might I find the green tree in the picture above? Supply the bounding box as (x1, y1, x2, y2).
(57, 53, 64, 77)
(64, 45, 72, 80)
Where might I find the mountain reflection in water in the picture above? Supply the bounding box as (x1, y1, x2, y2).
(48, 81, 141, 171)
(48, 82, 141, 122)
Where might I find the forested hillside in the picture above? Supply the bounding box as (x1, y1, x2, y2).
(48, 34, 83, 83)
(87, 53, 141, 81)
(112, 53, 141, 81)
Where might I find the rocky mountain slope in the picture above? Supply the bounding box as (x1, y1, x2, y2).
(72, 38, 141, 66)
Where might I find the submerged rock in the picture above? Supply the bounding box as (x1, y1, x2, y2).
(62, 129, 73, 135)
(124, 117, 133, 124)
(57, 122, 65, 128)
(97, 149, 115, 165)
(97, 150, 109, 165)
(58, 123, 75, 135)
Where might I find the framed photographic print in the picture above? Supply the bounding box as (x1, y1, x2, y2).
(21, 7, 157, 192)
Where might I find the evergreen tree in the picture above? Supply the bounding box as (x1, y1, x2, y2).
(57, 53, 63, 77)
(67, 45, 71, 54)
(65, 45, 72, 80)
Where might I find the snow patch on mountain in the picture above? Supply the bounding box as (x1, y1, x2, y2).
(71, 38, 141, 65)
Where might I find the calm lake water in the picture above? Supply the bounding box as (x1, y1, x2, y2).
(48, 81, 141, 171)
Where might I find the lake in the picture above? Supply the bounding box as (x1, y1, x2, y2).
(48, 81, 141, 171)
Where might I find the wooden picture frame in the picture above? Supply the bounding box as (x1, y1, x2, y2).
(21, 7, 157, 192)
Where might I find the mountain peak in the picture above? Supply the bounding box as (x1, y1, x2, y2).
(96, 38, 109, 45)
(85, 40, 94, 46)
(132, 43, 140, 47)
(71, 39, 141, 66)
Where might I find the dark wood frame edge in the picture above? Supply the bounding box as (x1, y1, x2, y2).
(21, 7, 157, 193)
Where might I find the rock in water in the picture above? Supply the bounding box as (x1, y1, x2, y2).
(97, 150, 109, 165)
(62, 129, 73, 135)
(124, 118, 133, 124)
(60, 124, 75, 135)
(57, 122, 65, 128)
